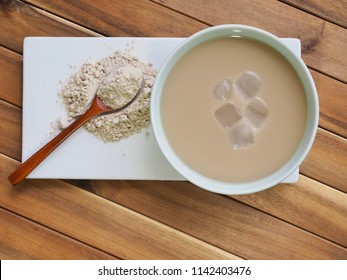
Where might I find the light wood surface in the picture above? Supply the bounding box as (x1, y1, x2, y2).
(0, 0, 346, 259)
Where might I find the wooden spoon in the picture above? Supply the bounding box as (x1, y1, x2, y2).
(8, 87, 141, 186)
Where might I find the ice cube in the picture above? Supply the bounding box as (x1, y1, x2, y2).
(214, 79, 232, 101)
(228, 122, 254, 149)
(233, 71, 261, 100)
(214, 102, 242, 129)
(244, 97, 269, 129)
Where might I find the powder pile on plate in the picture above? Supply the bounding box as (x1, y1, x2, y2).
(58, 50, 157, 142)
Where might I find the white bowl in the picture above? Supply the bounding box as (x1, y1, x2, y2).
(150, 24, 319, 195)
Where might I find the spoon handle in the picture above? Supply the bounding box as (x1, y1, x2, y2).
(8, 102, 101, 186)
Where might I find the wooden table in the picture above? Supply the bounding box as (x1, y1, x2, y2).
(1, 0, 346, 260)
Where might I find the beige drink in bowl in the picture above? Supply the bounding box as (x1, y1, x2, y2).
(151, 25, 319, 195)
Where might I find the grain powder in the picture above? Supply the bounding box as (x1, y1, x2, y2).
(58, 50, 157, 142)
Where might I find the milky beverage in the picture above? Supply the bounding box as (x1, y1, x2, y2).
(161, 37, 307, 182)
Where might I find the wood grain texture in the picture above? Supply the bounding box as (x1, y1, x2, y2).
(301, 128, 347, 193)
(153, 0, 347, 82)
(280, 0, 347, 28)
(311, 69, 347, 138)
(25, 0, 206, 38)
(67, 179, 347, 259)
(0, 47, 22, 106)
(231, 176, 347, 247)
(0, 100, 21, 160)
(0, 0, 98, 53)
(0, 154, 238, 260)
(0, 207, 116, 259)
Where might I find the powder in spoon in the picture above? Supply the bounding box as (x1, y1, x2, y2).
(58, 50, 157, 142)
(97, 66, 143, 110)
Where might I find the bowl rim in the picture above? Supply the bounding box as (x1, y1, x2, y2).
(150, 24, 319, 195)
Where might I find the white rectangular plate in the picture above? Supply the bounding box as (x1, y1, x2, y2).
(23, 37, 300, 182)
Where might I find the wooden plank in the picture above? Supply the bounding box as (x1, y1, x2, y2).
(311, 69, 347, 138)
(152, 0, 347, 82)
(0, 154, 238, 259)
(0, 0, 99, 54)
(68, 179, 347, 259)
(1, 0, 205, 54)
(280, 0, 347, 28)
(0, 100, 21, 160)
(301, 128, 347, 193)
(25, 0, 206, 38)
(231, 175, 347, 247)
(0, 47, 22, 107)
(0, 207, 116, 259)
